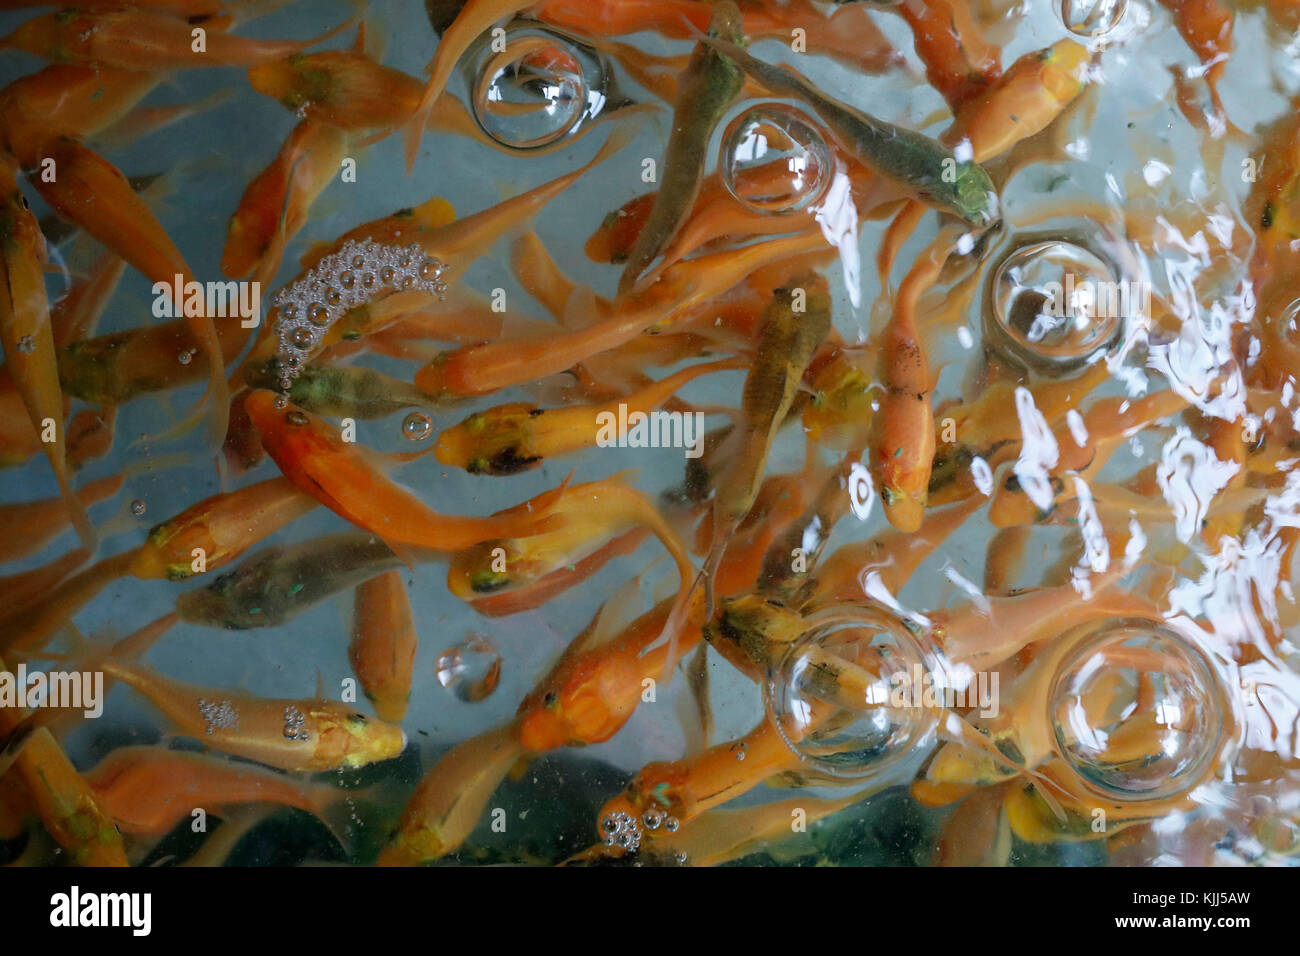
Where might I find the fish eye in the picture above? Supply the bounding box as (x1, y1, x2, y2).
(544, 692, 558, 708)
(349, 713, 368, 723)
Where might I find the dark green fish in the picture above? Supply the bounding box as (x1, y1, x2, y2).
(697, 32, 998, 225)
(176, 533, 403, 630)
(617, 1, 746, 294)
(242, 360, 449, 419)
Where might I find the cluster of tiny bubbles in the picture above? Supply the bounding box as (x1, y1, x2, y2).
(468, 25, 606, 150)
(600, 811, 642, 852)
(763, 608, 937, 781)
(271, 238, 446, 393)
(988, 238, 1126, 371)
(1048, 618, 1226, 802)
(435, 633, 502, 702)
(720, 104, 833, 215)
(401, 410, 433, 441)
(1059, 0, 1128, 37)
(16, 335, 35, 354)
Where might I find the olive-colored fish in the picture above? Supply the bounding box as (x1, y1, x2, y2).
(695, 31, 998, 224)
(176, 532, 405, 630)
(617, 1, 745, 294)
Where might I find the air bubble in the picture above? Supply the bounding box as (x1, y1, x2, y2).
(1060, 0, 1128, 37)
(436, 634, 502, 702)
(177, 350, 193, 366)
(1278, 299, 1300, 348)
(402, 410, 433, 441)
(291, 327, 314, 350)
(16, 335, 35, 354)
(1049, 619, 1224, 801)
(989, 239, 1126, 369)
(764, 608, 936, 780)
(308, 303, 329, 327)
(130, 499, 146, 516)
(470, 27, 604, 150)
(721, 104, 833, 215)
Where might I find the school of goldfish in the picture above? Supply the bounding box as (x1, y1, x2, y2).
(0, 0, 1299, 867)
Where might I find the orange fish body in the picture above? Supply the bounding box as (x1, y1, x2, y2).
(85, 745, 345, 837)
(31, 138, 231, 444)
(0, 167, 95, 548)
(349, 570, 418, 723)
(129, 476, 318, 581)
(244, 389, 564, 552)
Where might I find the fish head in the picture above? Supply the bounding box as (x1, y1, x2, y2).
(952, 163, 1000, 227)
(446, 541, 525, 599)
(316, 705, 407, 770)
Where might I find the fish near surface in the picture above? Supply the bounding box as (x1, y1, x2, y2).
(694, 30, 998, 225)
(617, 1, 745, 294)
(700, 274, 832, 611)
(244, 389, 566, 554)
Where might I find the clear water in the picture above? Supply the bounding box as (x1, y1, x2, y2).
(1, 0, 1299, 867)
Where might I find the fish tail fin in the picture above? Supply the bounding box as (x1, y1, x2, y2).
(697, 503, 732, 619)
(683, 642, 712, 752)
(587, 115, 641, 171)
(305, 4, 366, 52)
(311, 786, 370, 861)
(54, 466, 98, 553)
(877, 200, 924, 289)
(403, 93, 435, 174)
(229, 0, 298, 26)
(656, 572, 700, 688)
(133, 398, 207, 450)
(26, 613, 175, 673)
(2, 616, 173, 748)
(182, 309, 233, 452)
(521, 469, 577, 525)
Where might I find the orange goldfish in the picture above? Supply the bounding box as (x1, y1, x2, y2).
(244, 389, 566, 554)
(0, 166, 94, 548)
(349, 570, 417, 723)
